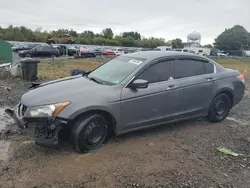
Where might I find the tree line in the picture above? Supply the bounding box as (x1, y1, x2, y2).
(0, 25, 184, 48)
(214, 25, 250, 51)
(0, 25, 249, 50)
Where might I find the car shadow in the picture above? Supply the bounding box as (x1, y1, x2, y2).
(50, 117, 210, 154)
(109, 117, 208, 143)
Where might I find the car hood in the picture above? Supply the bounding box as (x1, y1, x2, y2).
(21, 76, 116, 106)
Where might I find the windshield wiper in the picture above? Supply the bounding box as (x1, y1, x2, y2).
(88, 76, 102, 84)
(82, 70, 91, 77)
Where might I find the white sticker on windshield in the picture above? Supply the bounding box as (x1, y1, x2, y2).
(128, 59, 143, 65)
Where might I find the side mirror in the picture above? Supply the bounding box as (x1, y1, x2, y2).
(129, 79, 148, 89)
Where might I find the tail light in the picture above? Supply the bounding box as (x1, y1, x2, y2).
(237, 74, 245, 83)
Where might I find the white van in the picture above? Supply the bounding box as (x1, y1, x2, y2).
(155, 46, 172, 51)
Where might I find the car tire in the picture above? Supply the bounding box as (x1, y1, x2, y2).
(207, 93, 231, 122)
(25, 53, 31, 58)
(71, 114, 108, 153)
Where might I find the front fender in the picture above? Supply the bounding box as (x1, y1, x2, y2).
(66, 105, 116, 120)
(57, 102, 122, 134)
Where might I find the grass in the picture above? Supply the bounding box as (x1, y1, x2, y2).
(38, 57, 250, 80)
(38, 59, 102, 80)
(216, 58, 250, 74)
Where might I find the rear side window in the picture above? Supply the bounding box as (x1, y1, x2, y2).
(137, 60, 174, 84)
(174, 59, 205, 79)
(204, 62, 214, 74)
(43, 46, 53, 50)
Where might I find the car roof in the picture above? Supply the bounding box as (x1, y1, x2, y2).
(123, 51, 203, 61)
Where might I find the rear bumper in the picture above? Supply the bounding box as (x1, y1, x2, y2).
(5, 107, 68, 148)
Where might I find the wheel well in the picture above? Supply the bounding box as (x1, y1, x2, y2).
(71, 110, 117, 134)
(219, 90, 234, 108)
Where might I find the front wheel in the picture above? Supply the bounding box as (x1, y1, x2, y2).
(25, 53, 31, 58)
(207, 93, 231, 122)
(71, 114, 108, 153)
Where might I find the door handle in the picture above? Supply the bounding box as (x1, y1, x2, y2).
(167, 84, 175, 90)
(206, 77, 214, 82)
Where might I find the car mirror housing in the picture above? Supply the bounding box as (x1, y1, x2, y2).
(129, 79, 148, 89)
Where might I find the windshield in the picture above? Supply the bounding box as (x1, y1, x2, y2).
(88, 56, 146, 85)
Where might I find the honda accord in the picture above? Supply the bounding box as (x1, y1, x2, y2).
(6, 51, 245, 153)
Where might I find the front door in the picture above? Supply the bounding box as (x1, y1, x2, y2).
(120, 59, 180, 132)
(174, 58, 215, 117)
(33, 46, 44, 57)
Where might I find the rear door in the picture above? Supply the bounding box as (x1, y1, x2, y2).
(43, 46, 53, 57)
(120, 58, 180, 132)
(174, 57, 215, 117)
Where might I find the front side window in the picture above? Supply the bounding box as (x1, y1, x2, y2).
(88, 56, 146, 85)
(35, 46, 43, 51)
(175, 59, 206, 79)
(137, 60, 174, 84)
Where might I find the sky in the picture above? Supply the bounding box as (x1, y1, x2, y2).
(0, 0, 249, 45)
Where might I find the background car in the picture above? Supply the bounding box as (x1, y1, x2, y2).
(67, 46, 79, 56)
(18, 45, 60, 58)
(155, 46, 172, 51)
(71, 46, 96, 58)
(102, 49, 116, 55)
(182, 49, 196, 54)
(217, 52, 228, 57)
(12, 44, 38, 52)
(112, 48, 125, 56)
(53, 45, 79, 56)
(47, 34, 74, 44)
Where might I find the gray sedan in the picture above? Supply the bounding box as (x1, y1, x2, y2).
(7, 51, 245, 153)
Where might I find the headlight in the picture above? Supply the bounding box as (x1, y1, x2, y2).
(24, 102, 70, 118)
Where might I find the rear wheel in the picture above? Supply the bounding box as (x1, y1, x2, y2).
(71, 114, 108, 153)
(207, 93, 231, 122)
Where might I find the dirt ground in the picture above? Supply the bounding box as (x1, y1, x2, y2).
(0, 75, 250, 188)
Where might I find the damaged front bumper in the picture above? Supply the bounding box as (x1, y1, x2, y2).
(5, 105, 68, 148)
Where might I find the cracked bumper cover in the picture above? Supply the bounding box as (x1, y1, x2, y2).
(5, 107, 68, 148)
